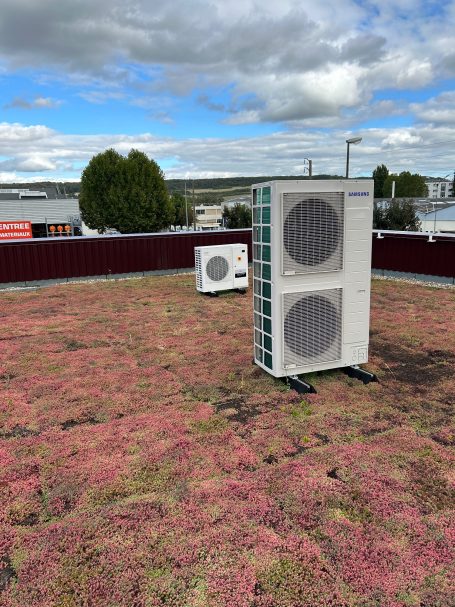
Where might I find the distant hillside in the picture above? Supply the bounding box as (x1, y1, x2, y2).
(166, 174, 344, 194)
(0, 181, 80, 196)
(2, 174, 368, 201)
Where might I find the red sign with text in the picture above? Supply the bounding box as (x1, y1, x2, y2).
(0, 221, 33, 240)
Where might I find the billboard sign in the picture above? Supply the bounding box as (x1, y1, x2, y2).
(0, 221, 33, 240)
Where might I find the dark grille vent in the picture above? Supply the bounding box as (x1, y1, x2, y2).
(283, 289, 342, 367)
(195, 249, 203, 289)
(283, 192, 344, 274)
(206, 255, 230, 282)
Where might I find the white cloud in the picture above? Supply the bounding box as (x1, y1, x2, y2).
(0, 171, 21, 182)
(0, 156, 56, 172)
(230, 63, 367, 124)
(34, 96, 62, 108)
(78, 91, 125, 104)
(149, 112, 175, 125)
(411, 92, 455, 124)
(0, 0, 450, 123)
(0, 2, 453, 181)
(1, 120, 455, 181)
(0, 122, 55, 142)
(381, 131, 423, 148)
(4, 96, 62, 110)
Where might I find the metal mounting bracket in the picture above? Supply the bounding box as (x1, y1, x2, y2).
(342, 365, 378, 385)
(286, 375, 317, 394)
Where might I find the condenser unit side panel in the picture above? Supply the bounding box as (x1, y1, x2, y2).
(231, 244, 248, 288)
(342, 200, 373, 346)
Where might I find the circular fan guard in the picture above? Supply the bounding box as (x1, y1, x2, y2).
(284, 294, 339, 358)
(206, 255, 229, 282)
(283, 199, 341, 267)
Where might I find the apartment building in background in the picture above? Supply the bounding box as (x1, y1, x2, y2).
(425, 180, 454, 199)
(194, 205, 223, 230)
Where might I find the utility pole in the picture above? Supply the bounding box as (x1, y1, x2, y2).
(185, 181, 189, 229)
(303, 158, 312, 178)
(192, 181, 196, 231)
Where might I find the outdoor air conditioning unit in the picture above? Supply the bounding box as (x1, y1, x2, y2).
(252, 179, 374, 381)
(194, 243, 248, 293)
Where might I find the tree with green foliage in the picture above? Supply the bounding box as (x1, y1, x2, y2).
(80, 148, 172, 233)
(372, 164, 389, 198)
(373, 199, 420, 231)
(373, 202, 388, 229)
(222, 203, 252, 229)
(383, 171, 428, 198)
(171, 192, 193, 228)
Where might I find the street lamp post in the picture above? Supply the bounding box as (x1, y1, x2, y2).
(345, 137, 362, 178)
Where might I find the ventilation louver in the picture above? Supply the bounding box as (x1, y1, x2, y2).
(195, 249, 203, 290)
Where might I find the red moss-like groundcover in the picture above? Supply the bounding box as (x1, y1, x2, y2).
(0, 275, 454, 606)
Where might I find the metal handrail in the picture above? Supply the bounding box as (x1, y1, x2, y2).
(372, 229, 455, 239)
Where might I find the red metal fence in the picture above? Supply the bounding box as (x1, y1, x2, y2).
(0, 230, 252, 284)
(371, 230, 455, 279)
(0, 229, 454, 285)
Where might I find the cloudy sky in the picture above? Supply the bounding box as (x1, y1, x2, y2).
(1, 0, 455, 182)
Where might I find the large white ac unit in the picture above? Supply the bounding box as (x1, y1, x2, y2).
(195, 243, 248, 293)
(251, 180, 373, 378)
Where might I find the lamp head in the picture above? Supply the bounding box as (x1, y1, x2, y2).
(346, 137, 362, 145)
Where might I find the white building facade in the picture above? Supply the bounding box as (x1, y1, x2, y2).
(195, 205, 223, 230)
(425, 181, 454, 199)
(418, 205, 455, 233)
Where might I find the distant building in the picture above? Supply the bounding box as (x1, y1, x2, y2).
(425, 180, 454, 199)
(194, 205, 223, 230)
(0, 194, 82, 238)
(223, 195, 251, 210)
(0, 189, 48, 200)
(417, 204, 455, 233)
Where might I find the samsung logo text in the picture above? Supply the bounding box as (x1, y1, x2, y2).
(348, 191, 370, 197)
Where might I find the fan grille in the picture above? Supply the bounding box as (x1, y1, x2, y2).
(283, 192, 344, 274)
(283, 289, 342, 367)
(206, 255, 230, 282)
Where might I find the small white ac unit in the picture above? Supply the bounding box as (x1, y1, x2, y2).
(194, 243, 248, 293)
(251, 180, 373, 378)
